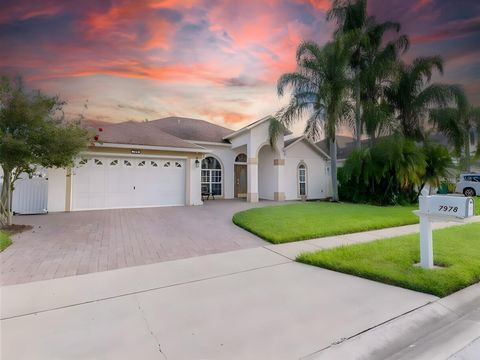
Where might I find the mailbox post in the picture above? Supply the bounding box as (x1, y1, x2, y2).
(414, 189, 475, 269)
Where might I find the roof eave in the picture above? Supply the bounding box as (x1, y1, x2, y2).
(93, 142, 211, 153)
(223, 115, 292, 140)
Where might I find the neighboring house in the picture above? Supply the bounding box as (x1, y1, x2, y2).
(316, 135, 358, 167)
(43, 116, 331, 212)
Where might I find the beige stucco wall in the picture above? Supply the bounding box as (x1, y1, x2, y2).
(47, 167, 68, 212)
(284, 141, 331, 200)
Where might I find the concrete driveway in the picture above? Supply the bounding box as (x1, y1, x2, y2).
(1, 247, 436, 359)
(0, 200, 267, 285)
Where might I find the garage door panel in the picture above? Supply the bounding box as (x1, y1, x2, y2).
(73, 157, 185, 210)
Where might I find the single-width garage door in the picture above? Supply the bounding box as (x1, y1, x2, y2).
(72, 157, 186, 210)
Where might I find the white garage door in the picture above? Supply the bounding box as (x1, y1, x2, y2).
(72, 157, 186, 210)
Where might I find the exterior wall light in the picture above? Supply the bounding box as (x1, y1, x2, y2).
(195, 158, 200, 168)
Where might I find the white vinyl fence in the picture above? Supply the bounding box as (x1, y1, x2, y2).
(0, 169, 48, 215)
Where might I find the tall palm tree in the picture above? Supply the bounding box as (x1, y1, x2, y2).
(327, 0, 408, 148)
(270, 37, 354, 201)
(359, 24, 409, 142)
(385, 56, 455, 140)
(430, 88, 480, 172)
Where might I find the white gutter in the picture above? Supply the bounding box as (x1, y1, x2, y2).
(92, 142, 211, 153)
(186, 140, 232, 148)
(80, 151, 190, 160)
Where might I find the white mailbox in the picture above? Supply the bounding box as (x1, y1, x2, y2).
(414, 191, 475, 269)
(425, 196, 474, 219)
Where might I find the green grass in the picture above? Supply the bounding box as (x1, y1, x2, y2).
(0, 230, 12, 252)
(233, 202, 419, 244)
(297, 223, 480, 297)
(233, 199, 480, 244)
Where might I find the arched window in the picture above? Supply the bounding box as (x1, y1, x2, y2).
(201, 156, 222, 196)
(298, 163, 307, 197)
(235, 153, 247, 163)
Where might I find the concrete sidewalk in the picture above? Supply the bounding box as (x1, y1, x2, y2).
(307, 283, 480, 360)
(266, 216, 480, 260)
(1, 246, 436, 359)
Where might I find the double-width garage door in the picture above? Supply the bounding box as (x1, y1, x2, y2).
(72, 157, 186, 210)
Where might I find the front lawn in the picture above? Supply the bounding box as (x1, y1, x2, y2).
(297, 223, 480, 297)
(233, 202, 418, 243)
(0, 230, 12, 252)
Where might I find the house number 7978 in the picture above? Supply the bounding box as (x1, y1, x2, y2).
(438, 205, 458, 213)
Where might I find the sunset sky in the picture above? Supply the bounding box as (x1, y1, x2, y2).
(1, 0, 479, 133)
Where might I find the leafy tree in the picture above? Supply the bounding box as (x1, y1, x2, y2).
(270, 36, 354, 201)
(430, 88, 480, 172)
(385, 56, 455, 140)
(419, 140, 453, 196)
(327, 0, 408, 147)
(0, 76, 91, 226)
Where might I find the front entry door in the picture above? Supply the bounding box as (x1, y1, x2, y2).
(234, 164, 247, 198)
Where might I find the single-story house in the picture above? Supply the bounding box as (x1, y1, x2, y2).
(44, 116, 332, 212)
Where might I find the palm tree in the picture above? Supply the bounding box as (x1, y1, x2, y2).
(430, 88, 480, 172)
(270, 37, 354, 201)
(419, 140, 453, 196)
(327, 0, 408, 148)
(359, 24, 409, 142)
(385, 56, 455, 140)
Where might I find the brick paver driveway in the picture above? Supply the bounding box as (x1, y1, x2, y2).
(1, 200, 268, 285)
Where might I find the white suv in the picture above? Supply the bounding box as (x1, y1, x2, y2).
(456, 174, 480, 197)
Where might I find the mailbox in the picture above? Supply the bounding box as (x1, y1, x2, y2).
(426, 196, 475, 219)
(415, 192, 475, 269)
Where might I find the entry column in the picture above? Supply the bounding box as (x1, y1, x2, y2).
(247, 157, 258, 202)
(273, 159, 285, 201)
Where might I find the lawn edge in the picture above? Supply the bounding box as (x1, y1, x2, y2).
(233, 211, 419, 244)
(296, 223, 480, 297)
(0, 230, 13, 252)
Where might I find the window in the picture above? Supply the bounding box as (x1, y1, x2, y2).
(94, 159, 103, 166)
(151, 161, 158, 167)
(201, 156, 222, 196)
(175, 162, 182, 168)
(235, 153, 247, 163)
(138, 161, 146, 167)
(79, 158, 88, 165)
(110, 160, 118, 166)
(124, 160, 132, 167)
(466, 175, 480, 182)
(164, 161, 171, 167)
(298, 163, 307, 197)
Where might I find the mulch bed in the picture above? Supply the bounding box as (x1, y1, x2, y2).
(1, 224, 33, 235)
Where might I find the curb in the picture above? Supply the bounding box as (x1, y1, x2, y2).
(302, 283, 480, 360)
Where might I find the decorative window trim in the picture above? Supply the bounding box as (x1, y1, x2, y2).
(138, 160, 146, 167)
(201, 156, 223, 196)
(94, 159, 103, 166)
(164, 161, 171, 167)
(297, 162, 307, 198)
(234, 153, 247, 164)
(175, 161, 182, 168)
(110, 160, 118, 166)
(151, 161, 158, 167)
(78, 158, 89, 165)
(124, 160, 132, 167)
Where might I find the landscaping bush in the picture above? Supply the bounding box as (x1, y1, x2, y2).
(339, 136, 452, 205)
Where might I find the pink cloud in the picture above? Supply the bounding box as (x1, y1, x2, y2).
(411, 16, 480, 44)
